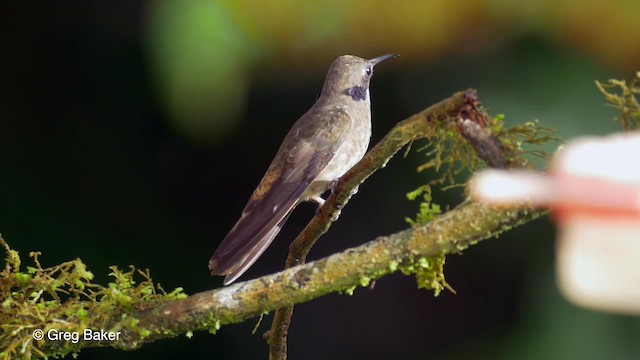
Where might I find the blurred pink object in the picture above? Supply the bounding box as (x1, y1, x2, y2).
(471, 133, 640, 315)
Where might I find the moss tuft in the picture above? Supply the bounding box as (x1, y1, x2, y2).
(0, 235, 186, 359)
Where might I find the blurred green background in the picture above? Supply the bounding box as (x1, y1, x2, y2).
(2, 1, 639, 359)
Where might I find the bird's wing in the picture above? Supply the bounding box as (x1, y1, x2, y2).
(209, 107, 353, 285)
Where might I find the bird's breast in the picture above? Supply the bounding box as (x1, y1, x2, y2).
(311, 104, 372, 191)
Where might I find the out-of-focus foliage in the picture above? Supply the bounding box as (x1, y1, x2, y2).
(491, 0, 640, 70)
(144, 0, 640, 143)
(145, 1, 256, 143)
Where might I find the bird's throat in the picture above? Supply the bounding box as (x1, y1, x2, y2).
(347, 85, 368, 101)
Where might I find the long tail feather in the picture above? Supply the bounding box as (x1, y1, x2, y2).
(208, 180, 307, 283)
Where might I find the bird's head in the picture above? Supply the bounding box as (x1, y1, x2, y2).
(320, 54, 397, 101)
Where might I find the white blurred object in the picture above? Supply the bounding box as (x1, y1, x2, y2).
(471, 132, 640, 315)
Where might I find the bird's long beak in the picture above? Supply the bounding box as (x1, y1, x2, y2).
(370, 53, 398, 66)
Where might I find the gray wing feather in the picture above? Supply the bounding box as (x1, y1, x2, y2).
(209, 108, 352, 284)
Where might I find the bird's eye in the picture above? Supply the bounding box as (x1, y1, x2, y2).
(364, 66, 372, 76)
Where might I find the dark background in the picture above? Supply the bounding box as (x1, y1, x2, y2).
(2, 2, 639, 359)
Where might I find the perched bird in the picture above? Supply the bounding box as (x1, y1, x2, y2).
(209, 54, 396, 285)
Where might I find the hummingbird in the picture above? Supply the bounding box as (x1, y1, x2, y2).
(209, 54, 397, 285)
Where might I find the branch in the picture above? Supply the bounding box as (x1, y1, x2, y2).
(6, 90, 546, 359)
(129, 202, 540, 348)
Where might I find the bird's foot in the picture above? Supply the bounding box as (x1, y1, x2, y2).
(311, 195, 325, 216)
(310, 194, 326, 208)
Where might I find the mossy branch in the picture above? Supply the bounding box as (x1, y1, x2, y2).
(1, 90, 549, 360)
(134, 201, 540, 337)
